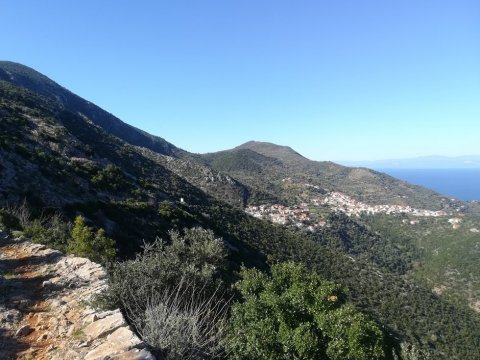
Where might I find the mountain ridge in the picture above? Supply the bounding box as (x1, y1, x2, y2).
(0, 61, 180, 157)
(201, 140, 457, 211)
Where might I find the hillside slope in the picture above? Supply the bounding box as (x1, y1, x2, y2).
(202, 141, 457, 210)
(0, 65, 249, 211)
(204, 141, 480, 310)
(0, 61, 179, 157)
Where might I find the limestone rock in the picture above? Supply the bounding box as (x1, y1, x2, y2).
(84, 326, 146, 359)
(84, 310, 125, 339)
(37, 333, 49, 342)
(85, 326, 148, 360)
(110, 349, 157, 360)
(42, 280, 55, 288)
(107, 326, 145, 348)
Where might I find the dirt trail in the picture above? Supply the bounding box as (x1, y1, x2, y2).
(0, 230, 154, 360)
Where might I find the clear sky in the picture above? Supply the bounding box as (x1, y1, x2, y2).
(1, 1, 479, 161)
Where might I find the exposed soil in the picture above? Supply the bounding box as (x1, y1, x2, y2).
(0, 231, 153, 360)
(0, 234, 63, 359)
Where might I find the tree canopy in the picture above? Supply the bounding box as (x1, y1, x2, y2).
(226, 262, 385, 360)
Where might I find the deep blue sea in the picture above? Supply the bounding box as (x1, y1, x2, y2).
(378, 168, 480, 201)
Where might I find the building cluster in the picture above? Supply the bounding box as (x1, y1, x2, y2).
(319, 192, 447, 217)
(245, 191, 455, 231)
(245, 204, 327, 231)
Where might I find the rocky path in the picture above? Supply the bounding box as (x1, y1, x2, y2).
(0, 230, 155, 359)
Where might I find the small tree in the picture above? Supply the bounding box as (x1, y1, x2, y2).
(68, 215, 116, 263)
(226, 262, 385, 360)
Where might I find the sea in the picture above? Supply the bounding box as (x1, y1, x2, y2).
(377, 168, 480, 201)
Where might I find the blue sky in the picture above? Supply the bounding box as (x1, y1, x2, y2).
(1, 1, 479, 161)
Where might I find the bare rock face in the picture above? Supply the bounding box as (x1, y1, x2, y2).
(0, 232, 155, 360)
(84, 327, 148, 360)
(84, 310, 126, 339)
(111, 348, 157, 360)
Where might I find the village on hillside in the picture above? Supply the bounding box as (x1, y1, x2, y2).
(245, 190, 455, 231)
(319, 192, 448, 217)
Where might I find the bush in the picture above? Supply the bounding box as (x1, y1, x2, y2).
(23, 213, 72, 252)
(158, 201, 192, 225)
(226, 262, 385, 360)
(2, 203, 71, 251)
(91, 164, 129, 191)
(22, 219, 45, 240)
(99, 227, 227, 308)
(126, 278, 229, 360)
(5, 202, 32, 229)
(96, 228, 228, 358)
(68, 215, 116, 264)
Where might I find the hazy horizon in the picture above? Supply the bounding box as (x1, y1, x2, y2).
(337, 154, 480, 168)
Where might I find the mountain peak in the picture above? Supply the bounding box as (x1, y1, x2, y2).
(235, 141, 307, 163)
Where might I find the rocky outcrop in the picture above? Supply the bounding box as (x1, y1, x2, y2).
(0, 229, 155, 359)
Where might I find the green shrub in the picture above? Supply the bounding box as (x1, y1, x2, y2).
(158, 201, 192, 226)
(23, 218, 47, 240)
(226, 262, 385, 360)
(68, 215, 116, 264)
(91, 164, 129, 191)
(22, 213, 72, 253)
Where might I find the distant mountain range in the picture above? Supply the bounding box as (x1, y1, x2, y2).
(339, 155, 480, 169)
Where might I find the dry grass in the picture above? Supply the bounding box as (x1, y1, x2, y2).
(123, 278, 230, 360)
